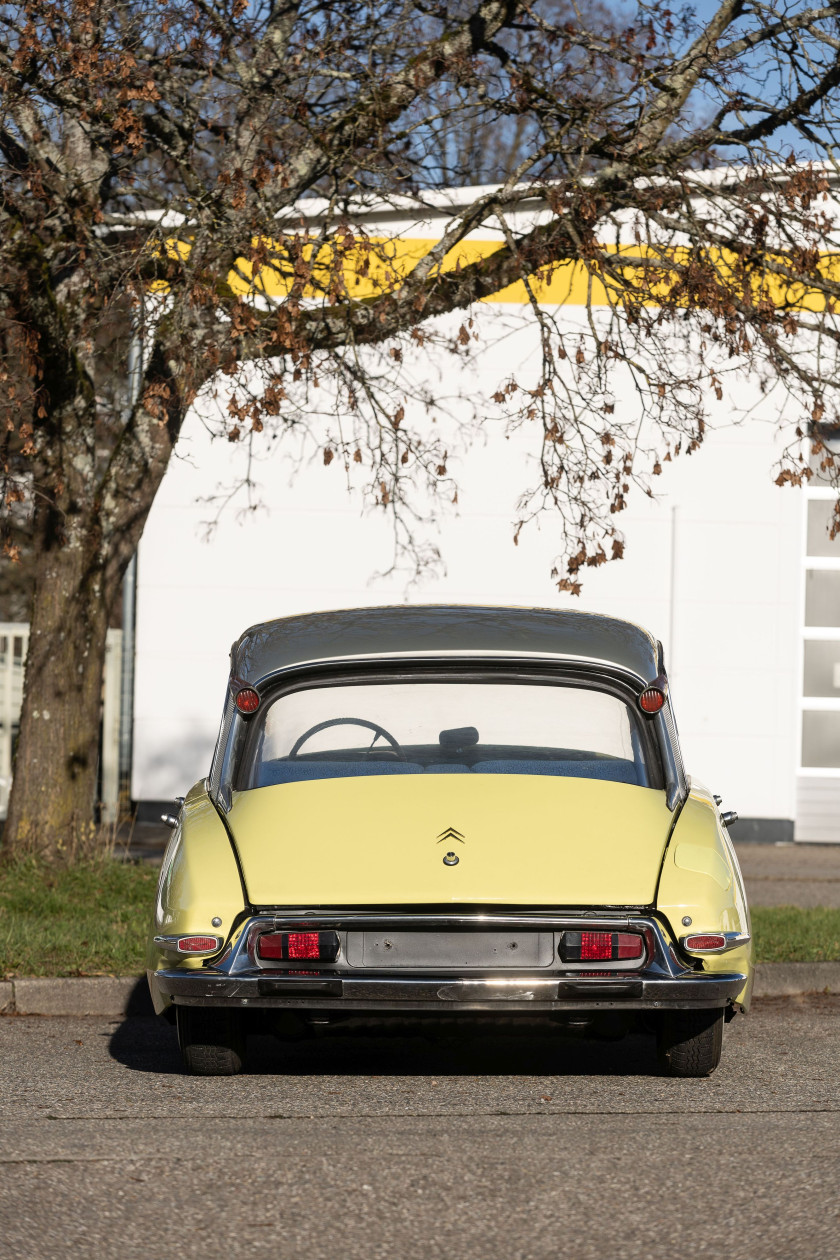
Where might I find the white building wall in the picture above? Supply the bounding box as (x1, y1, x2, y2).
(134, 304, 803, 821)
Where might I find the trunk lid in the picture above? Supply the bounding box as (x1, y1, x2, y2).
(227, 773, 673, 908)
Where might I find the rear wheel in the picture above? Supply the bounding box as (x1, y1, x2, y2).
(176, 1006, 246, 1076)
(656, 1008, 724, 1077)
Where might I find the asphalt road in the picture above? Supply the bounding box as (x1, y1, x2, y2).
(734, 842, 840, 907)
(1, 995, 838, 1260)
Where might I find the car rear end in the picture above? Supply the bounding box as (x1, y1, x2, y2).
(151, 650, 751, 1076)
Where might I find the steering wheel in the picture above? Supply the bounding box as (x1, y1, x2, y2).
(288, 717, 407, 761)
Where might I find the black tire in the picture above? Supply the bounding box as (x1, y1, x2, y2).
(656, 1007, 724, 1077)
(176, 1006, 246, 1076)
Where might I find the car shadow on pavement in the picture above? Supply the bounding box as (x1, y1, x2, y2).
(109, 1011, 660, 1077)
(243, 1028, 661, 1077)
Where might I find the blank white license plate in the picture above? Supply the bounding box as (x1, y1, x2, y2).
(346, 931, 555, 969)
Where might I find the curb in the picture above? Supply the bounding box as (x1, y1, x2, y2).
(0, 976, 151, 1017)
(753, 961, 840, 997)
(2, 964, 840, 1016)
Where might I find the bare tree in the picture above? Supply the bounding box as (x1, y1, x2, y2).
(2, 0, 840, 860)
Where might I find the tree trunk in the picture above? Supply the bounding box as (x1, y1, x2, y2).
(2, 338, 186, 863)
(3, 537, 111, 863)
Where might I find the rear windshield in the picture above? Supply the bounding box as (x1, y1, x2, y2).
(242, 678, 655, 789)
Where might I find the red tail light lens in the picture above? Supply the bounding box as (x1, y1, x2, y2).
(582, 931, 612, 960)
(616, 933, 645, 959)
(257, 930, 340, 963)
(177, 935, 220, 953)
(257, 934, 284, 960)
(683, 933, 726, 952)
(288, 932, 320, 959)
(235, 687, 260, 714)
(639, 687, 666, 714)
(561, 931, 645, 963)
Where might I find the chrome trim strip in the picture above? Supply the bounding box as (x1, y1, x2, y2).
(655, 707, 684, 811)
(243, 916, 648, 971)
(250, 652, 652, 694)
(254, 912, 644, 927)
(222, 912, 669, 962)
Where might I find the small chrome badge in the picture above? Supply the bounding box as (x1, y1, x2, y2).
(443, 851, 459, 866)
(437, 826, 465, 844)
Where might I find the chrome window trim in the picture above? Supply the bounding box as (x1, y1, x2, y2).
(252, 651, 649, 692)
(223, 656, 674, 802)
(250, 652, 649, 696)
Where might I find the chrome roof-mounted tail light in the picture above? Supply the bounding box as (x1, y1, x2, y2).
(229, 674, 261, 715)
(639, 673, 668, 715)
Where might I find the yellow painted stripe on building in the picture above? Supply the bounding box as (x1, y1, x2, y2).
(226, 237, 595, 304)
(155, 235, 840, 309)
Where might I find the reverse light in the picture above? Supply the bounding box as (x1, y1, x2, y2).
(235, 687, 260, 714)
(560, 931, 645, 963)
(257, 930, 340, 963)
(682, 933, 727, 952)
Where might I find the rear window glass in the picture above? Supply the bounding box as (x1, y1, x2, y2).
(243, 678, 653, 789)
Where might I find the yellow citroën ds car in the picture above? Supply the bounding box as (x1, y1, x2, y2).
(147, 605, 753, 1077)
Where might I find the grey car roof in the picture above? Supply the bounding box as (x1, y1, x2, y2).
(230, 605, 661, 687)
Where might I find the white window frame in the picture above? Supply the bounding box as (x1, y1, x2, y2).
(800, 486, 840, 778)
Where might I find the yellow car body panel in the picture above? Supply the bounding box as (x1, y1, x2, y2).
(226, 774, 674, 908)
(146, 779, 245, 1013)
(657, 784, 754, 1009)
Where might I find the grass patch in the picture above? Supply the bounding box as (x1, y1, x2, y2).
(0, 858, 158, 977)
(1, 860, 838, 974)
(752, 906, 840, 963)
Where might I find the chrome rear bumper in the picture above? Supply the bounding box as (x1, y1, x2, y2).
(153, 968, 746, 1011)
(150, 912, 749, 1013)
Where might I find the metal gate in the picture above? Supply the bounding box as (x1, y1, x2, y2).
(0, 624, 123, 823)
